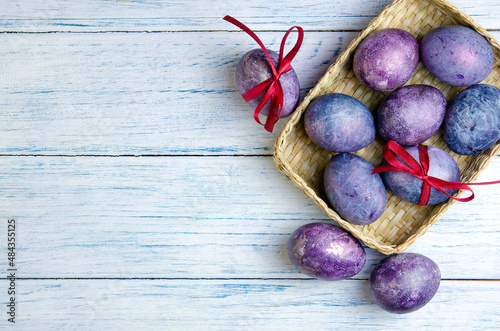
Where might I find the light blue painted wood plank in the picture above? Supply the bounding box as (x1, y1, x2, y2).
(0, 0, 499, 31)
(0, 0, 497, 328)
(1, 155, 499, 279)
(0, 31, 353, 155)
(4, 279, 500, 330)
(2, 30, 500, 155)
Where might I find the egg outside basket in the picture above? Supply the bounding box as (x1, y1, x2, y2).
(274, 0, 500, 255)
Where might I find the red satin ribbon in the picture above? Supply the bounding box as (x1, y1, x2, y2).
(223, 15, 304, 132)
(372, 140, 500, 205)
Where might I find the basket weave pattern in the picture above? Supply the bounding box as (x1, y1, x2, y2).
(274, 0, 500, 254)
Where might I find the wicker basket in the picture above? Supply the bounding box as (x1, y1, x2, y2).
(274, 0, 500, 254)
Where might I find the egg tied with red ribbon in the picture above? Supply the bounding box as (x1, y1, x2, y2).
(224, 15, 304, 133)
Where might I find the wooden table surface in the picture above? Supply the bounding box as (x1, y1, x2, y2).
(2, 0, 500, 329)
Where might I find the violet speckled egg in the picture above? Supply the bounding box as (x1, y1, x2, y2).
(382, 146, 460, 205)
(236, 48, 300, 118)
(377, 85, 447, 146)
(324, 153, 387, 225)
(287, 222, 366, 281)
(353, 28, 419, 92)
(421, 25, 494, 86)
(444, 84, 500, 155)
(369, 253, 441, 314)
(304, 93, 376, 152)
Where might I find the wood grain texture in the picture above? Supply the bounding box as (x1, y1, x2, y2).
(0, 31, 353, 155)
(2, 0, 500, 328)
(3, 279, 499, 330)
(2, 30, 500, 155)
(1, 0, 499, 31)
(2, 155, 499, 279)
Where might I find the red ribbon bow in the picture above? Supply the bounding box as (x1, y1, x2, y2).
(372, 140, 500, 205)
(223, 15, 304, 132)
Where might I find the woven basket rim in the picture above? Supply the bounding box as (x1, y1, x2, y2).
(274, 0, 500, 254)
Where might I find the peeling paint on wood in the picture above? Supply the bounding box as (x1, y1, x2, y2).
(1, 0, 500, 328)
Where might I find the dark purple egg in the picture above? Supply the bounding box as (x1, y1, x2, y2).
(304, 93, 376, 153)
(287, 222, 366, 280)
(377, 85, 447, 146)
(444, 84, 500, 155)
(421, 25, 494, 86)
(353, 28, 419, 92)
(369, 253, 441, 314)
(324, 153, 387, 225)
(382, 146, 460, 205)
(236, 48, 300, 118)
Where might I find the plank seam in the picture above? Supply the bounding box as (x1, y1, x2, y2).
(0, 154, 274, 157)
(0, 30, 360, 34)
(0, 29, 498, 34)
(3, 278, 499, 281)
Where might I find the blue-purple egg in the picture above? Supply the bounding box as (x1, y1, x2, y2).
(421, 25, 494, 86)
(353, 28, 419, 92)
(287, 222, 366, 281)
(377, 85, 447, 146)
(236, 48, 300, 118)
(444, 84, 500, 155)
(324, 153, 387, 225)
(304, 93, 376, 153)
(369, 253, 441, 314)
(382, 146, 460, 205)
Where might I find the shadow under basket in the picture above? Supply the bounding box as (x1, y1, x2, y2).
(273, 0, 500, 254)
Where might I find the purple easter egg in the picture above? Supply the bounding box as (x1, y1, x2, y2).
(304, 93, 376, 153)
(377, 85, 447, 146)
(287, 222, 366, 281)
(236, 48, 300, 118)
(353, 28, 419, 92)
(370, 253, 441, 314)
(444, 84, 500, 155)
(324, 153, 387, 225)
(381, 146, 460, 205)
(421, 25, 494, 86)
